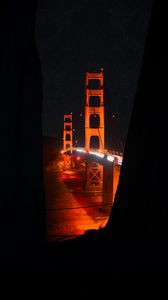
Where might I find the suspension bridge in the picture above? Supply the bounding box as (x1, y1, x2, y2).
(61, 69, 123, 206)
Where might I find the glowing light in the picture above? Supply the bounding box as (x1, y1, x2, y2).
(107, 155, 114, 162)
(89, 151, 96, 155)
(76, 148, 86, 153)
(76, 156, 81, 161)
(89, 151, 105, 158)
(114, 155, 123, 165)
(95, 153, 105, 158)
(117, 158, 123, 165)
(61, 150, 64, 154)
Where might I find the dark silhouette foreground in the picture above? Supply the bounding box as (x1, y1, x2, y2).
(0, 0, 167, 277)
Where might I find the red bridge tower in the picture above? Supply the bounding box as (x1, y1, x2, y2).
(85, 70, 105, 192)
(63, 113, 73, 151)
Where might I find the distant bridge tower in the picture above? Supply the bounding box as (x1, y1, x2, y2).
(85, 70, 105, 192)
(63, 113, 73, 151)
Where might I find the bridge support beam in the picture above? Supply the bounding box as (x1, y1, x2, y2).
(102, 158, 117, 207)
(85, 161, 103, 192)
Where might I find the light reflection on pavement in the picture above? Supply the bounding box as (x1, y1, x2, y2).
(44, 161, 120, 242)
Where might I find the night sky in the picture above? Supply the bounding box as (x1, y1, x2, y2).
(36, 0, 154, 151)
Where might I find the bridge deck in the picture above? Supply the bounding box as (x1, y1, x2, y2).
(44, 141, 121, 242)
(44, 140, 120, 242)
(44, 168, 110, 242)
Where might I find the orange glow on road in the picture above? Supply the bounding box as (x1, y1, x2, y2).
(44, 142, 121, 242)
(45, 161, 121, 242)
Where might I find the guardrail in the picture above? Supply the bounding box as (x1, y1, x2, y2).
(61, 148, 123, 166)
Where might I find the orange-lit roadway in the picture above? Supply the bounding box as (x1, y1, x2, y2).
(44, 151, 120, 242)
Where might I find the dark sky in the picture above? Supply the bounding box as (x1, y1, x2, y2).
(36, 0, 154, 150)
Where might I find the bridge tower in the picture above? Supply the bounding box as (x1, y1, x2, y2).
(85, 70, 105, 192)
(63, 113, 73, 151)
(62, 113, 73, 170)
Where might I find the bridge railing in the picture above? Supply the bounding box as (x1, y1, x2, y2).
(61, 147, 123, 166)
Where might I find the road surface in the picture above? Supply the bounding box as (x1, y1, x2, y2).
(43, 142, 120, 242)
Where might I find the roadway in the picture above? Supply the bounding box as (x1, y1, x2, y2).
(43, 142, 121, 242)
